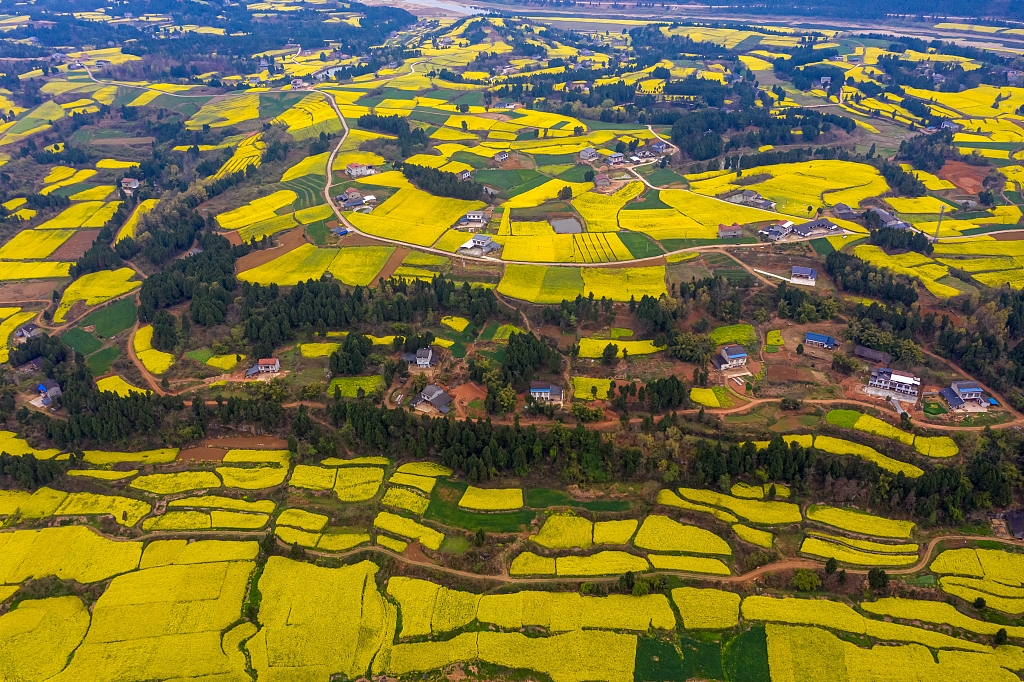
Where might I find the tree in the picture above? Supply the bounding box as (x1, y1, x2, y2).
(825, 557, 838, 575)
(792, 569, 821, 592)
(974, 596, 987, 609)
(868, 568, 889, 591)
(495, 384, 517, 414)
(796, 343, 804, 355)
(997, 628, 1008, 645)
(558, 186, 573, 200)
(602, 343, 619, 365)
(584, 170, 594, 182)
(474, 528, 485, 546)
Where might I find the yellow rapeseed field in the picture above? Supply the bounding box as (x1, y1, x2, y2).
(273, 93, 342, 139)
(116, 198, 159, 242)
(806, 504, 915, 538)
(187, 92, 260, 129)
(238, 243, 338, 286)
(96, 375, 147, 396)
(633, 514, 733, 554)
(348, 184, 485, 247)
(133, 324, 174, 374)
(0, 229, 76, 260)
(36, 201, 109, 229)
(458, 486, 524, 510)
(374, 511, 445, 550)
(216, 189, 296, 229)
(54, 267, 139, 322)
(571, 182, 644, 232)
(672, 587, 741, 629)
(281, 151, 330, 182)
(677, 488, 802, 524)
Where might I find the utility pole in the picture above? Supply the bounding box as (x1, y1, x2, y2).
(934, 204, 945, 242)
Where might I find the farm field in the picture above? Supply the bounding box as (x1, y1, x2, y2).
(9, 10, 1024, 682)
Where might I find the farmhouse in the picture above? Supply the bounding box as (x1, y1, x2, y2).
(38, 379, 62, 400)
(713, 345, 748, 370)
(458, 169, 472, 181)
(868, 368, 920, 397)
(495, 151, 509, 162)
(529, 382, 564, 406)
(791, 266, 817, 285)
(345, 163, 375, 178)
(791, 218, 840, 238)
(403, 347, 440, 369)
(854, 345, 892, 365)
(580, 147, 598, 160)
(951, 380, 984, 405)
(14, 323, 42, 344)
(833, 203, 857, 221)
(804, 332, 837, 349)
(608, 152, 624, 164)
(462, 211, 485, 224)
(594, 173, 610, 188)
(122, 178, 140, 195)
(869, 207, 910, 230)
(410, 384, 452, 414)
(257, 358, 281, 373)
(648, 139, 667, 153)
(458, 234, 500, 254)
(718, 223, 743, 239)
(940, 387, 966, 411)
(758, 222, 794, 242)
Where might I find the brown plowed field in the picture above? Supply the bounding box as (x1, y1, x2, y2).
(234, 228, 307, 271)
(937, 161, 986, 194)
(177, 447, 227, 462)
(51, 231, 99, 260)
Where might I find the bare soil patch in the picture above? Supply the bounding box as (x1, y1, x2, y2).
(0, 280, 62, 304)
(51, 230, 99, 260)
(404, 540, 433, 564)
(993, 230, 1024, 241)
(375, 246, 409, 281)
(177, 447, 227, 462)
(450, 381, 487, 419)
(767, 364, 817, 382)
(937, 161, 986, 194)
(200, 435, 288, 448)
(234, 228, 307, 271)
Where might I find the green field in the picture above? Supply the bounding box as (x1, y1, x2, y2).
(62, 327, 102, 355)
(86, 346, 120, 375)
(618, 232, 665, 259)
(80, 298, 137, 337)
(426, 481, 535, 533)
(282, 175, 326, 210)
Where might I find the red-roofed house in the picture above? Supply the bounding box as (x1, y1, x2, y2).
(257, 358, 281, 373)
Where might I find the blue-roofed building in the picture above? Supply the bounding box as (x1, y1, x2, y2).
(791, 266, 817, 285)
(951, 381, 983, 404)
(715, 344, 748, 370)
(941, 386, 966, 411)
(804, 332, 837, 350)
